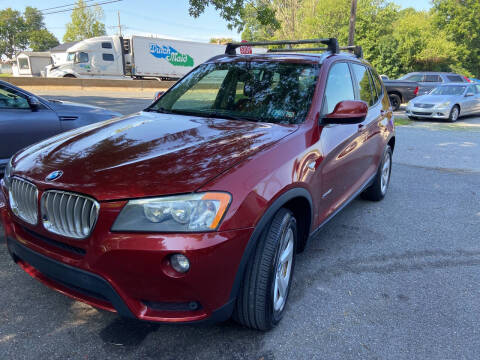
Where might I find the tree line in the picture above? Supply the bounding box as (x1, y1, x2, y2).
(193, 0, 480, 79)
(2, 0, 478, 79)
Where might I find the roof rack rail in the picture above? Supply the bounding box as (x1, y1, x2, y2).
(340, 45, 363, 58)
(225, 38, 340, 56)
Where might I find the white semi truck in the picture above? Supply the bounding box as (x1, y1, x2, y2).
(46, 35, 229, 80)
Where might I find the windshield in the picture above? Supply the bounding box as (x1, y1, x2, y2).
(150, 61, 319, 124)
(430, 85, 466, 96)
(66, 52, 75, 62)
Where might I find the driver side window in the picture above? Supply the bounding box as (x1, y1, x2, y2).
(0, 85, 30, 110)
(323, 62, 355, 114)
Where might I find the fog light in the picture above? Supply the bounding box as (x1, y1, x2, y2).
(170, 254, 190, 273)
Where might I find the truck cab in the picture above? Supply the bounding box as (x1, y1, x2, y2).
(47, 36, 125, 79)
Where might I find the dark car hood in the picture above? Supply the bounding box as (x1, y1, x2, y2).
(13, 111, 297, 201)
(46, 99, 121, 117)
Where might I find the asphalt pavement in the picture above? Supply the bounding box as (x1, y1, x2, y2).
(0, 92, 479, 359)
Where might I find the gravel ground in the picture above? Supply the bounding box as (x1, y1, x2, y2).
(0, 92, 479, 359)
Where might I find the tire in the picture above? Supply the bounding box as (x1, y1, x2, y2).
(233, 208, 297, 331)
(63, 74, 76, 78)
(389, 93, 401, 111)
(362, 145, 392, 201)
(448, 105, 459, 122)
(408, 116, 417, 120)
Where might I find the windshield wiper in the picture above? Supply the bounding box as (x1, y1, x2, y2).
(145, 107, 275, 123)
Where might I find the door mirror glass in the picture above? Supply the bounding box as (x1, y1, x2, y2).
(324, 100, 368, 124)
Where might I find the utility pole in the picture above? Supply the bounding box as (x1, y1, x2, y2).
(348, 0, 358, 46)
(117, 10, 122, 36)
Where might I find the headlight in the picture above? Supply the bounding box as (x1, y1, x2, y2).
(436, 101, 450, 108)
(3, 158, 13, 188)
(112, 192, 231, 232)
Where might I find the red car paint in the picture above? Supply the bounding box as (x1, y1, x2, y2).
(1, 52, 395, 323)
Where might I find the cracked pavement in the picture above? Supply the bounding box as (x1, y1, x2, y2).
(0, 92, 479, 359)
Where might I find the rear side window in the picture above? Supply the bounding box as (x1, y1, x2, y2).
(370, 69, 383, 98)
(323, 62, 355, 114)
(424, 74, 442, 82)
(101, 42, 112, 49)
(404, 74, 423, 82)
(351, 63, 375, 106)
(369, 68, 383, 103)
(447, 75, 464, 82)
(102, 53, 114, 61)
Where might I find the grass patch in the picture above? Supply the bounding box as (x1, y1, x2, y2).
(394, 116, 412, 126)
(0, 73, 11, 77)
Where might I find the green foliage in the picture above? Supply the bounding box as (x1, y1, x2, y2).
(0, 7, 58, 58)
(188, 0, 279, 31)
(432, 0, 480, 78)
(210, 37, 234, 44)
(63, 0, 106, 42)
(222, 0, 480, 78)
(29, 29, 60, 52)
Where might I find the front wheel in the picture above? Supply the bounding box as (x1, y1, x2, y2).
(362, 145, 392, 201)
(233, 208, 297, 331)
(448, 105, 459, 122)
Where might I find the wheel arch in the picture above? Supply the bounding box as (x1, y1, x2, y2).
(387, 136, 395, 153)
(228, 188, 313, 302)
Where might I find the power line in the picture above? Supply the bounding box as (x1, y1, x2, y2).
(41, 0, 122, 15)
(40, 0, 98, 12)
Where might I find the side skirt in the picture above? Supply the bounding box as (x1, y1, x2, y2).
(309, 173, 376, 239)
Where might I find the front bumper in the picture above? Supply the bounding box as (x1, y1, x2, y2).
(405, 107, 450, 119)
(1, 184, 253, 323)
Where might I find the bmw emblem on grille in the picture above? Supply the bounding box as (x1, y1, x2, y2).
(45, 170, 63, 182)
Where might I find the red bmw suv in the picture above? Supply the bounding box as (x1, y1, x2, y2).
(0, 39, 394, 330)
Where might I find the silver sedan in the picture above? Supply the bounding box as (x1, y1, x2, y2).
(405, 83, 480, 122)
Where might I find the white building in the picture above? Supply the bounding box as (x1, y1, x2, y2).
(13, 52, 52, 77)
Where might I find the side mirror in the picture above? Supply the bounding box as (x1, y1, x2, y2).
(27, 96, 41, 112)
(323, 100, 368, 125)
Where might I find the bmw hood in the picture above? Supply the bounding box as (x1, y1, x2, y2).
(11, 112, 297, 201)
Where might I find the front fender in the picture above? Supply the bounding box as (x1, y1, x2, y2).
(227, 187, 313, 302)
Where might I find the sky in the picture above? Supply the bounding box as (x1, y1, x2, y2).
(4, 0, 432, 43)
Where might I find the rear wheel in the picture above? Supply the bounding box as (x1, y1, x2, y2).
(63, 74, 76, 78)
(389, 93, 401, 111)
(362, 145, 392, 201)
(408, 116, 417, 120)
(448, 105, 459, 122)
(233, 208, 297, 331)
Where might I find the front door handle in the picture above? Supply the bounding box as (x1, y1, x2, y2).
(358, 123, 365, 132)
